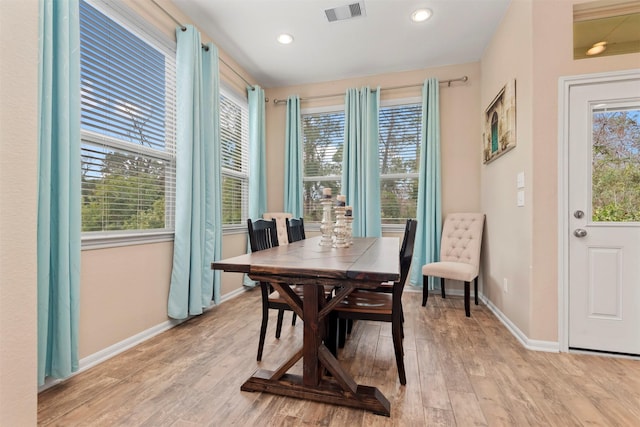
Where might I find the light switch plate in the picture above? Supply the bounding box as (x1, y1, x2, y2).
(517, 172, 525, 188)
(517, 190, 525, 206)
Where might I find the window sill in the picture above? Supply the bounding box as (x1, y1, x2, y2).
(82, 231, 175, 251)
(82, 226, 248, 251)
(222, 225, 249, 235)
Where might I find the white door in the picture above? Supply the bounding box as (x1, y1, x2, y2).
(568, 74, 640, 355)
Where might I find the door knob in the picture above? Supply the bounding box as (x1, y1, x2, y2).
(573, 228, 587, 237)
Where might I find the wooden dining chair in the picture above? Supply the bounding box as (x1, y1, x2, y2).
(285, 217, 305, 243)
(331, 219, 417, 385)
(247, 218, 298, 361)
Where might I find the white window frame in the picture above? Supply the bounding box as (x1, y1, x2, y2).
(80, 0, 177, 249)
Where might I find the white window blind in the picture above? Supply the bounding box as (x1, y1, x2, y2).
(302, 110, 345, 222)
(220, 89, 249, 226)
(80, 0, 176, 234)
(379, 103, 422, 224)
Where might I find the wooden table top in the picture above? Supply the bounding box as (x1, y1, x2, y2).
(211, 236, 400, 283)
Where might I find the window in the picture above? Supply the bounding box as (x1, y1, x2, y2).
(220, 88, 249, 226)
(302, 109, 345, 221)
(79, 0, 176, 236)
(379, 102, 421, 224)
(301, 101, 421, 225)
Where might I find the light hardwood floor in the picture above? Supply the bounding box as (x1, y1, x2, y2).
(38, 288, 640, 426)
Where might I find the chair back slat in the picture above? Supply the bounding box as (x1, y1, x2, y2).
(247, 218, 279, 253)
(286, 217, 306, 243)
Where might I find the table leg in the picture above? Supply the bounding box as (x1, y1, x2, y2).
(303, 283, 322, 386)
(241, 281, 390, 416)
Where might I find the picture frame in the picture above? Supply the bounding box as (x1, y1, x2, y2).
(483, 79, 516, 164)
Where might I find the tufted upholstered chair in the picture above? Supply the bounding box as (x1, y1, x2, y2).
(422, 213, 485, 317)
(263, 212, 292, 245)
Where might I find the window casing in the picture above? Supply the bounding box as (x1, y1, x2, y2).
(220, 87, 249, 227)
(80, 0, 176, 241)
(301, 100, 421, 225)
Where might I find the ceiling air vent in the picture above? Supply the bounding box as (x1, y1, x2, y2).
(325, 2, 366, 22)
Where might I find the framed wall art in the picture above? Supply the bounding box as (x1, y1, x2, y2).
(483, 79, 516, 164)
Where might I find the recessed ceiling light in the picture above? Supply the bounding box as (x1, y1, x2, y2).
(411, 8, 432, 23)
(277, 33, 294, 45)
(586, 41, 607, 56)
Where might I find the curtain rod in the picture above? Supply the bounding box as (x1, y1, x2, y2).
(150, 0, 253, 89)
(272, 76, 469, 105)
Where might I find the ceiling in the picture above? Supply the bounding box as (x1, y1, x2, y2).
(172, 0, 511, 88)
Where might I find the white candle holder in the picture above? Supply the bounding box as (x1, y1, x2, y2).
(319, 198, 334, 247)
(333, 206, 348, 248)
(344, 215, 353, 246)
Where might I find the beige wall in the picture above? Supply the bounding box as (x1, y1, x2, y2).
(480, 0, 535, 336)
(80, 243, 174, 357)
(480, 0, 640, 342)
(0, 0, 39, 425)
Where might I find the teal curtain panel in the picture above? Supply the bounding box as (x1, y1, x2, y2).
(37, 0, 82, 385)
(168, 26, 222, 318)
(244, 85, 267, 287)
(284, 95, 303, 217)
(341, 86, 382, 237)
(410, 78, 442, 288)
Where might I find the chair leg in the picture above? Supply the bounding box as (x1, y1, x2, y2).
(338, 318, 347, 348)
(464, 281, 471, 317)
(474, 276, 479, 305)
(291, 312, 297, 326)
(326, 312, 338, 357)
(441, 277, 446, 298)
(392, 318, 406, 385)
(422, 275, 429, 306)
(275, 309, 285, 339)
(257, 305, 269, 361)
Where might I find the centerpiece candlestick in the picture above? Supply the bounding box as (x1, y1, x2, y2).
(319, 188, 334, 246)
(344, 206, 353, 246)
(334, 195, 348, 248)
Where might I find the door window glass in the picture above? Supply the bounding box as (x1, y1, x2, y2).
(591, 103, 640, 222)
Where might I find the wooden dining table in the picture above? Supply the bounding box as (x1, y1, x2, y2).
(211, 235, 399, 416)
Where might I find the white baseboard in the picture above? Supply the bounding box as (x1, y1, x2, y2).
(481, 295, 559, 353)
(410, 285, 559, 353)
(39, 286, 251, 392)
(219, 285, 248, 303)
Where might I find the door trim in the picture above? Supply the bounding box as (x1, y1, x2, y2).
(557, 68, 640, 353)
